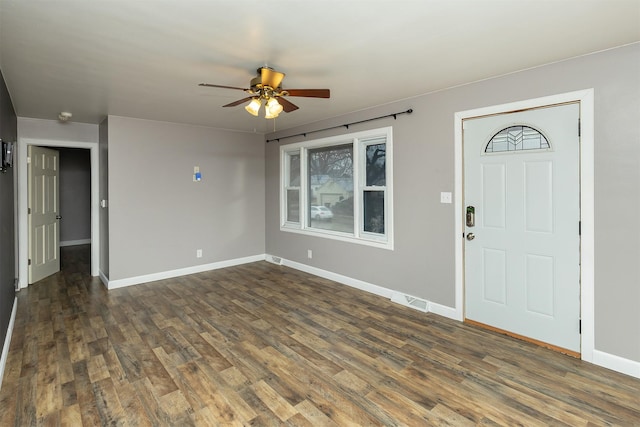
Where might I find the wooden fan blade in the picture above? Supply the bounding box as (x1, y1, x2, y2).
(261, 68, 285, 89)
(284, 89, 330, 98)
(199, 83, 250, 91)
(223, 97, 255, 107)
(277, 97, 299, 113)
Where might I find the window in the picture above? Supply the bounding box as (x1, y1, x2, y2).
(280, 127, 393, 249)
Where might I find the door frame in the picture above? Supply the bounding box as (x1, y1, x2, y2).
(18, 138, 99, 287)
(453, 89, 594, 363)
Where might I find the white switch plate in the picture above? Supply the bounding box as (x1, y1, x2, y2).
(196, 249, 202, 258)
(440, 192, 452, 204)
(307, 249, 313, 259)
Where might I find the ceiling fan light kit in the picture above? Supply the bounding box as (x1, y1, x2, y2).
(199, 66, 330, 119)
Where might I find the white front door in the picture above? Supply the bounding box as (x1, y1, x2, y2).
(464, 103, 580, 353)
(28, 145, 61, 284)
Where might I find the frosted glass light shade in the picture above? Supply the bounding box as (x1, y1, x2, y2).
(265, 98, 283, 119)
(245, 98, 262, 116)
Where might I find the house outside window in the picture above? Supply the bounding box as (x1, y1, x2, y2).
(280, 127, 393, 249)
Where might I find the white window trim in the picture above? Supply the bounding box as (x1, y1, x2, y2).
(280, 127, 394, 250)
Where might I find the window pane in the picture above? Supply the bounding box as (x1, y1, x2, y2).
(366, 143, 386, 186)
(289, 153, 300, 185)
(287, 189, 299, 223)
(308, 144, 354, 233)
(364, 191, 385, 234)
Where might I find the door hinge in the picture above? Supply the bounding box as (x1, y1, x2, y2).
(579, 221, 581, 236)
(28, 259, 31, 266)
(28, 207, 31, 215)
(578, 118, 581, 137)
(579, 319, 582, 334)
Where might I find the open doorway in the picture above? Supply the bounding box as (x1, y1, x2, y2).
(58, 148, 91, 248)
(56, 147, 92, 279)
(17, 138, 99, 288)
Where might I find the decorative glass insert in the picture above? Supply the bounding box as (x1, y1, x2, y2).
(485, 125, 550, 153)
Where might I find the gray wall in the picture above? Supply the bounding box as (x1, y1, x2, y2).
(99, 118, 109, 278)
(0, 68, 17, 353)
(106, 116, 265, 281)
(265, 44, 640, 363)
(17, 118, 98, 143)
(59, 148, 91, 243)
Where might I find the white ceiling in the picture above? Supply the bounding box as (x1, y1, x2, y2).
(1, 1, 639, 134)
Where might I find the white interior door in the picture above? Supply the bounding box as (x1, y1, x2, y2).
(464, 103, 580, 353)
(28, 145, 60, 284)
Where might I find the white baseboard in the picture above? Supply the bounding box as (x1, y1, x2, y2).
(428, 300, 460, 319)
(0, 297, 18, 391)
(282, 258, 395, 300)
(105, 254, 266, 290)
(60, 239, 91, 247)
(592, 349, 640, 379)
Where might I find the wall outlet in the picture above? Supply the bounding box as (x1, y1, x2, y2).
(307, 249, 313, 259)
(440, 191, 452, 204)
(196, 249, 202, 258)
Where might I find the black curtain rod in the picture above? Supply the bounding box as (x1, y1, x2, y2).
(266, 108, 413, 143)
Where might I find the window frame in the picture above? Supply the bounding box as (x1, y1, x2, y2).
(279, 126, 393, 250)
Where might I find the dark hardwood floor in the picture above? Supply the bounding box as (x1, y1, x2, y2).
(1, 245, 638, 426)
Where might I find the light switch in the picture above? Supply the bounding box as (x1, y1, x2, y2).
(440, 192, 452, 204)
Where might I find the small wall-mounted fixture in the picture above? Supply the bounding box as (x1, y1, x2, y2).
(58, 111, 73, 122)
(1, 139, 14, 173)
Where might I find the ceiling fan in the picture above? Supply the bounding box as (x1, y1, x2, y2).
(199, 67, 330, 119)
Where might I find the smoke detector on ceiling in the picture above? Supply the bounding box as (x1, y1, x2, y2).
(58, 111, 72, 122)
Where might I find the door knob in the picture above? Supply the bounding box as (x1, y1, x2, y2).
(466, 232, 475, 241)
(56, 215, 62, 220)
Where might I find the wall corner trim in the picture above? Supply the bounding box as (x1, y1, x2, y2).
(99, 270, 109, 289)
(0, 297, 18, 392)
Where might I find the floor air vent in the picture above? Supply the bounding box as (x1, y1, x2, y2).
(390, 292, 429, 313)
(267, 256, 283, 265)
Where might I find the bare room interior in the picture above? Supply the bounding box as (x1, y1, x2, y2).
(0, 1, 638, 425)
